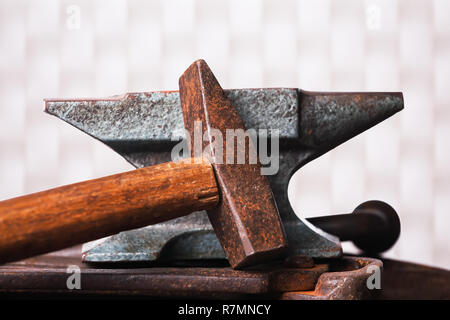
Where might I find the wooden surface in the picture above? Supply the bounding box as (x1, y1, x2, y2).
(0, 160, 218, 264)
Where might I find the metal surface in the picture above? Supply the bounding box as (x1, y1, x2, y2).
(378, 258, 450, 300)
(45, 80, 403, 262)
(0, 248, 328, 298)
(178, 60, 287, 268)
(281, 256, 383, 300)
(3, 247, 447, 299)
(0, 247, 392, 300)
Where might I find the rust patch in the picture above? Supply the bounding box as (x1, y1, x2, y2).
(179, 60, 288, 269)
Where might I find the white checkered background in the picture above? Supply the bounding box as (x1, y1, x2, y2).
(0, 0, 449, 268)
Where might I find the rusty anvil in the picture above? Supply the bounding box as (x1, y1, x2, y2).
(44, 62, 404, 264)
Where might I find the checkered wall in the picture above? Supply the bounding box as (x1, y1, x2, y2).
(0, 0, 449, 268)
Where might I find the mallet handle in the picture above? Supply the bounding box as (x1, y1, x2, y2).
(0, 160, 219, 264)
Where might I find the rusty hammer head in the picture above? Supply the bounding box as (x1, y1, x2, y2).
(178, 60, 287, 268)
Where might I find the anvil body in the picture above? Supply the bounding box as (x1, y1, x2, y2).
(45, 88, 403, 262)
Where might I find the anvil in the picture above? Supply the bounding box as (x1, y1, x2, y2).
(45, 88, 403, 262)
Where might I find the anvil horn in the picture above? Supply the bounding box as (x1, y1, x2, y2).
(45, 88, 403, 262)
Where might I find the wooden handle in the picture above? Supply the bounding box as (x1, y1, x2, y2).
(0, 159, 219, 264)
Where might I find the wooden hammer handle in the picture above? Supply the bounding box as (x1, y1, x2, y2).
(0, 160, 219, 264)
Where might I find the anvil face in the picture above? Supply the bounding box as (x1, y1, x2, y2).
(45, 88, 403, 262)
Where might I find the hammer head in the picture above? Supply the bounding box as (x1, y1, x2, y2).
(179, 60, 287, 268)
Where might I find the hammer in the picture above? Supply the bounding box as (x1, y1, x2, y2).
(45, 72, 404, 262)
(0, 60, 287, 268)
